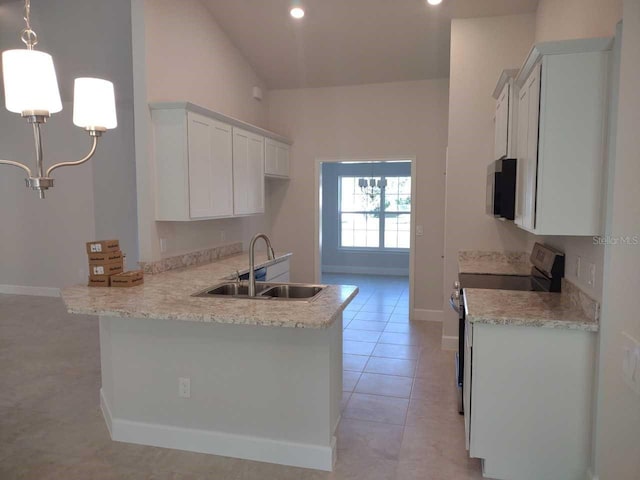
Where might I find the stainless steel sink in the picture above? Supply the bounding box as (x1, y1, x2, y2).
(260, 284, 324, 299)
(192, 282, 325, 301)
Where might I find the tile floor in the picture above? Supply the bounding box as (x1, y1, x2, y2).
(0, 274, 482, 479)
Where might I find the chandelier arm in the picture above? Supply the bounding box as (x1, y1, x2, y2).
(45, 136, 99, 177)
(0, 159, 33, 177)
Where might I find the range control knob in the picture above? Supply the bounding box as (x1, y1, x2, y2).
(453, 281, 460, 290)
(453, 290, 460, 300)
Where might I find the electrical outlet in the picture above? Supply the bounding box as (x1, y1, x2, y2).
(588, 263, 596, 287)
(178, 377, 191, 398)
(416, 225, 424, 236)
(160, 238, 168, 253)
(575, 256, 581, 279)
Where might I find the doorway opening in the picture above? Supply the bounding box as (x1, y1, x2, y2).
(314, 157, 416, 317)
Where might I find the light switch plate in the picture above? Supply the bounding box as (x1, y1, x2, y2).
(416, 225, 424, 236)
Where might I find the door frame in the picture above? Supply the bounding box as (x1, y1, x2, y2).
(314, 155, 417, 317)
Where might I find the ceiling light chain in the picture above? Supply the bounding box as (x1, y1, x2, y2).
(20, 0, 38, 50)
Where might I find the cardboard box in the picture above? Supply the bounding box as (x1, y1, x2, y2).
(86, 239, 120, 254)
(88, 250, 123, 265)
(111, 270, 144, 288)
(88, 276, 110, 287)
(89, 261, 124, 278)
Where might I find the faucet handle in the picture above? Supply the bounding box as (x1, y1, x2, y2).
(234, 270, 241, 282)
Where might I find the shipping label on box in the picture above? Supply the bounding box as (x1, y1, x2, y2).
(90, 262, 124, 277)
(111, 270, 144, 288)
(88, 250, 123, 265)
(88, 276, 110, 287)
(86, 239, 120, 254)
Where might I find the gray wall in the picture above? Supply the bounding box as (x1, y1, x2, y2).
(0, 0, 138, 289)
(321, 162, 410, 275)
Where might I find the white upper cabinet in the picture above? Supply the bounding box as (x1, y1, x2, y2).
(151, 103, 291, 221)
(233, 127, 265, 216)
(492, 69, 518, 160)
(514, 38, 612, 236)
(265, 138, 290, 178)
(153, 109, 233, 221)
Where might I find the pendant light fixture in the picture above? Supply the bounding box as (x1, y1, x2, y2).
(0, 0, 117, 198)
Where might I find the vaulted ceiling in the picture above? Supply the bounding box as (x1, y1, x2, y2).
(203, 0, 539, 89)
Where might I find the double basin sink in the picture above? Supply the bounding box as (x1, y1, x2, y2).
(193, 282, 325, 301)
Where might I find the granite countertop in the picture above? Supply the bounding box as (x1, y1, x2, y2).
(463, 288, 599, 332)
(458, 250, 532, 276)
(61, 252, 358, 329)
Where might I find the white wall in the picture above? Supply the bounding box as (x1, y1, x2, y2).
(0, 0, 137, 290)
(594, 1, 640, 477)
(267, 79, 449, 312)
(536, 0, 622, 42)
(133, 0, 272, 262)
(443, 14, 536, 343)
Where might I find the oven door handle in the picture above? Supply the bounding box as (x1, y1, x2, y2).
(449, 292, 460, 313)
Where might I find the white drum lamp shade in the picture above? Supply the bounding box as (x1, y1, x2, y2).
(2, 49, 62, 114)
(72, 77, 117, 130)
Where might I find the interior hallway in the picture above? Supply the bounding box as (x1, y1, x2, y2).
(0, 289, 481, 479)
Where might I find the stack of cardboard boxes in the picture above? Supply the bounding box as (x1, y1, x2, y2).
(86, 239, 143, 287)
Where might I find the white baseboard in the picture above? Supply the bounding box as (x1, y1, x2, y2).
(100, 390, 335, 471)
(0, 284, 60, 297)
(322, 265, 409, 276)
(441, 335, 458, 351)
(412, 309, 443, 322)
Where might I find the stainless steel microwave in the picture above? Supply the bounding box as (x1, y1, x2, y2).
(486, 158, 516, 220)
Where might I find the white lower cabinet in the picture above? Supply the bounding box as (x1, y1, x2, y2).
(265, 138, 290, 178)
(465, 322, 596, 480)
(233, 127, 265, 216)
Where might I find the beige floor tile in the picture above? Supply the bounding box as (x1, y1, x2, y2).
(343, 371, 361, 392)
(343, 340, 376, 356)
(364, 357, 417, 377)
(348, 320, 388, 332)
(337, 418, 404, 462)
(343, 329, 382, 342)
(387, 314, 410, 324)
(343, 354, 369, 372)
(354, 373, 413, 398)
(371, 343, 420, 360)
(343, 393, 409, 425)
(378, 332, 423, 346)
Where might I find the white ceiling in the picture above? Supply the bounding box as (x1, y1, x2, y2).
(203, 0, 539, 89)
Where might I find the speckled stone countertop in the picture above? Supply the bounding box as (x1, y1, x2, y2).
(61, 252, 358, 329)
(463, 288, 599, 332)
(458, 250, 531, 276)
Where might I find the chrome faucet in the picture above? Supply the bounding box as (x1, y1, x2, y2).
(248, 233, 275, 296)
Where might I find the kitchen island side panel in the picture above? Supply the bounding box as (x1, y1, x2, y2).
(98, 315, 341, 470)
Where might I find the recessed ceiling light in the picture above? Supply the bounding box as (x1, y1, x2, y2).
(427, 0, 442, 5)
(290, 7, 305, 19)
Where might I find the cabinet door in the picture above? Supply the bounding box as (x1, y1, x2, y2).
(233, 128, 265, 215)
(494, 83, 509, 160)
(187, 113, 233, 219)
(265, 139, 290, 178)
(265, 139, 279, 176)
(515, 63, 541, 230)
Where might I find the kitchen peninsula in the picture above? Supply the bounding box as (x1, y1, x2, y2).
(62, 248, 358, 471)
